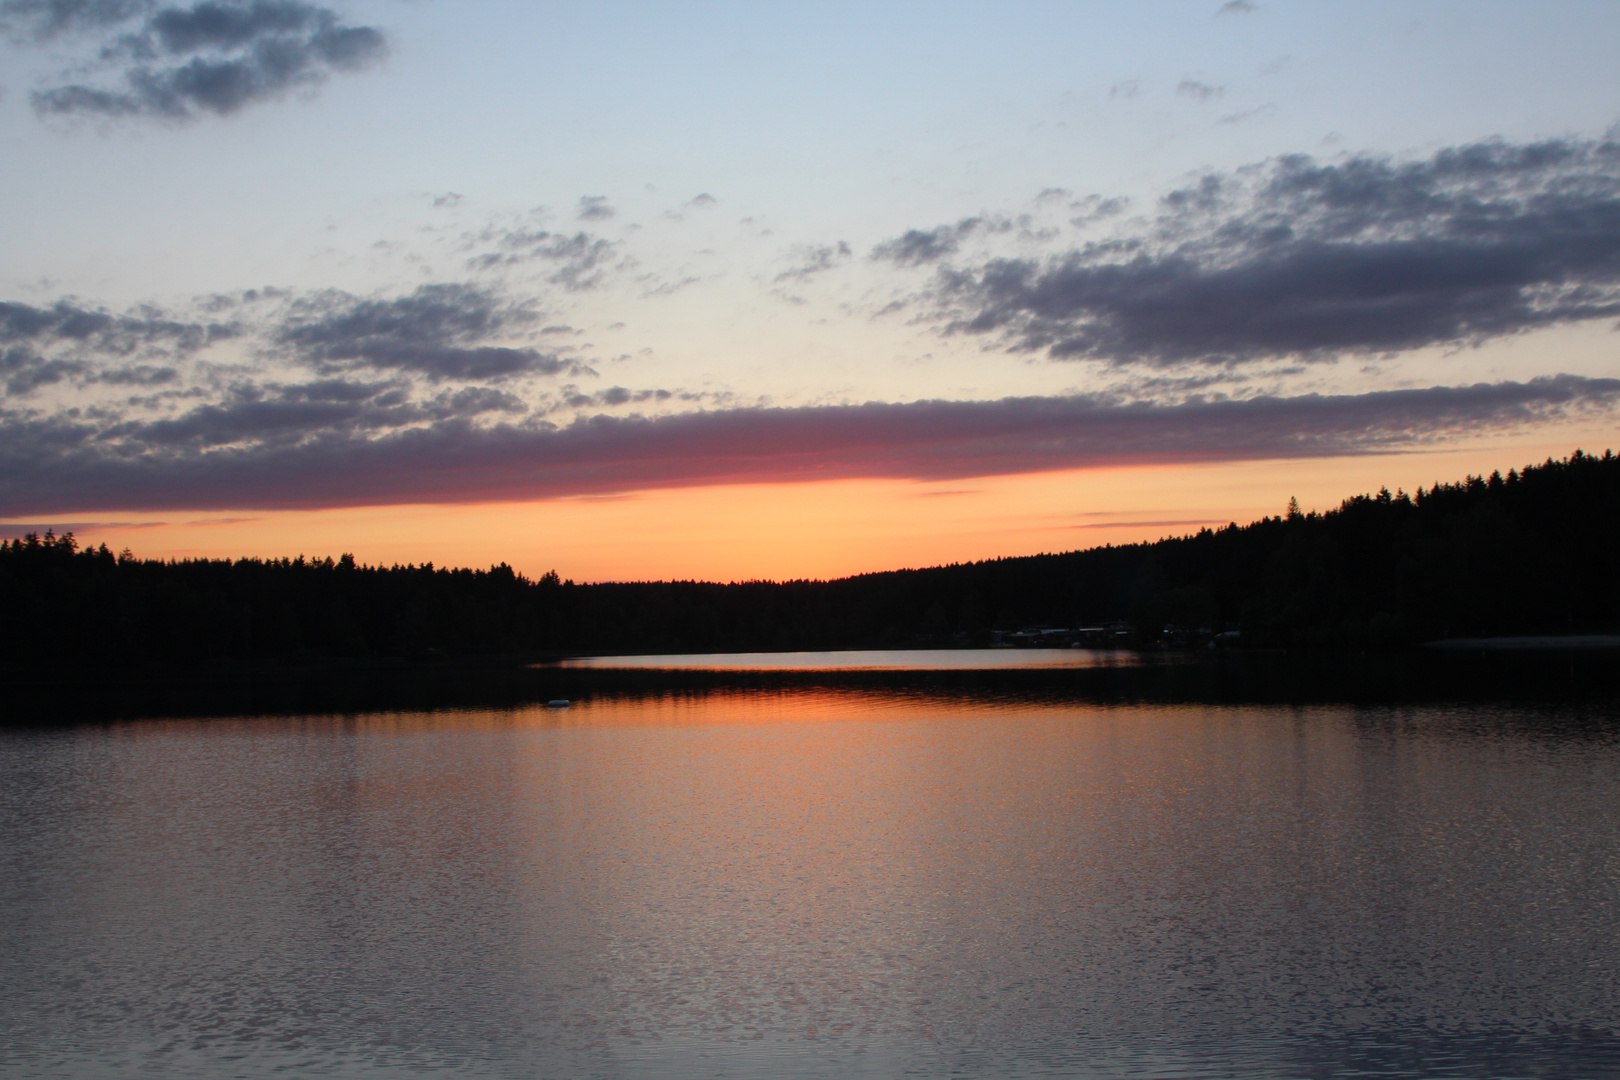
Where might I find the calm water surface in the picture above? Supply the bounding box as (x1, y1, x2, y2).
(552, 648, 1147, 671)
(3, 678, 1617, 1078)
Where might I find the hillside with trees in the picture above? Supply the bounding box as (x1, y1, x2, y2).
(2, 450, 1616, 668)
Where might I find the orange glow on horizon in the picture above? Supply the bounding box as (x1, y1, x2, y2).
(11, 431, 1615, 583)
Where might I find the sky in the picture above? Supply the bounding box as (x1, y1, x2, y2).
(1, 0, 1617, 581)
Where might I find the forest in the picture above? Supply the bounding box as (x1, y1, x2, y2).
(2, 449, 1616, 667)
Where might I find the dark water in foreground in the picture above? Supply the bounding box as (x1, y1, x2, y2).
(3, 660, 1618, 1077)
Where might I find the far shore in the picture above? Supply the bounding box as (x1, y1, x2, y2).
(1422, 635, 1620, 651)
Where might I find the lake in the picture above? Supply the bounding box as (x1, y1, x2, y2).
(3, 652, 1618, 1078)
(552, 647, 1148, 670)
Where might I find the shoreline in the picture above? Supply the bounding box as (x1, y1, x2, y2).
(1422, 635, 1620, 651)
(4, 645, 1619, 727)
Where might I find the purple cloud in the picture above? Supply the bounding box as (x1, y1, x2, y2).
(1, 375, 1612, 514)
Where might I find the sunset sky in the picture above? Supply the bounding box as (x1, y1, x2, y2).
(2, 0, 1617, 581)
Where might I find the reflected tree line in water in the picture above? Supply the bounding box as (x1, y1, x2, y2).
(2, 450, 1616, 666)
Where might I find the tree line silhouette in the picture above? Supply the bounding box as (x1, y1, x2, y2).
(2, 449, 1615, 666)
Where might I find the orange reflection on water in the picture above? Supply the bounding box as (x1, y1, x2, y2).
(30, 692, 1614, 1070)
(550, 648, 1147, 671)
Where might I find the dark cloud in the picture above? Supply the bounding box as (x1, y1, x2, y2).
(1, 375, 1611, 514)
(0, 297, 227, 395)
(276, 284, 572, 381)
(91, 363, 178, 385)
(1068, 195, 1129, 227)
(869, 217, 1015, 267)
(774, 242, 851, 283)
(1, 347, 88, 394)
(1176, 80, 1223, 102)
(1217, 1, 1256, 14)
(576, 195, 615, 221)
(872, 224, 972, 266)
(1217, 104, 1276, 125)
(132, 380, 401, 448)
(0, 297, 222, 351)
(561, 386, 674, 410)
(116, 376, 526, 450)
(12, 0, 386, 121)
(0, 0, 148, 39)
(0, 277, 586, 461)
(466, 229, 616, 290)
(687, 193, 717, 208)
(431, 384, 527, 416)
(885, 138, 1620, 367)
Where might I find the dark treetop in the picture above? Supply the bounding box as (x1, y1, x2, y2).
(2, 450, 1616, 666)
